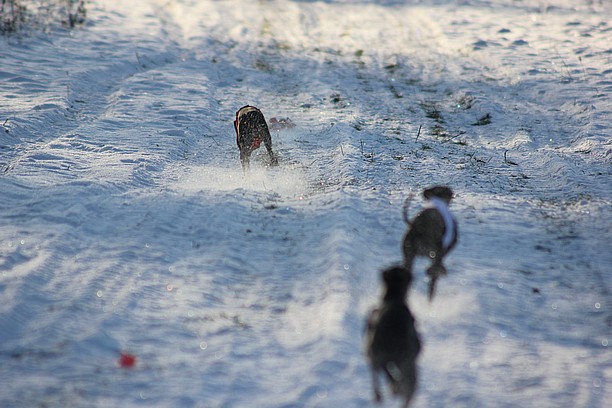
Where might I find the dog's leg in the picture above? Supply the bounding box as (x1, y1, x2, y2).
(262, 128, 278, 166)
(401, 235, 417, 269)
(399, 356, 418, 407)
(427, 272, 438, 301)
(402, 250, 415, 269)
(371, 368, 383, 403)
(426, 261, 446, 301)
(240, 150, 251, 172)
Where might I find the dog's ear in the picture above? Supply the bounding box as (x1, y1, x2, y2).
(235, 105, 256, 134)
(234, 107, 244, 134)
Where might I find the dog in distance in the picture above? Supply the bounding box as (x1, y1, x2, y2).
(401, 186, 458, 301)
(234, 105, 278, 170)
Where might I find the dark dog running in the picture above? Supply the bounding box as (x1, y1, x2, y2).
(402, 186, 458, 301)
(365, 265, 421, 407)
(234, 105, 278, 170)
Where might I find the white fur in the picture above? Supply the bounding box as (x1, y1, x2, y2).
(427, 197, 455, 251)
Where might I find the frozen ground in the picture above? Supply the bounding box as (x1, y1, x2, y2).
(0, 0, 610, 406)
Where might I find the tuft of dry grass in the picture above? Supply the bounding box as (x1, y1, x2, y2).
(1, 0, 86, 35)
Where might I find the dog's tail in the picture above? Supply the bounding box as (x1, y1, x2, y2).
(402, 193, 415, 226)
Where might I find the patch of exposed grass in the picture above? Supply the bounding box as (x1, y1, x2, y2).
(455, 93, 474, 110)
(472, 113, 492, 126)
(253, 59, 274, 72)
(430, 124, 448, 138)
(420, 100, 444, 123)
(1, 0, 86, 35)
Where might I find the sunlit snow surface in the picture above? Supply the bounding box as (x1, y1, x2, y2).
(0, 0, 610, 406)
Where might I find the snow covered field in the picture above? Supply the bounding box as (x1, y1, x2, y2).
(0, 0, 610, 406)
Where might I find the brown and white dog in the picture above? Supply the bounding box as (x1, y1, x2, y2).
(365, 265, 421, 407)
(402, 186, 458, 301)
(234, 105, 278, 170)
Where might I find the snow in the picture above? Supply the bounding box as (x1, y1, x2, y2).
(0, 0, 610, 406)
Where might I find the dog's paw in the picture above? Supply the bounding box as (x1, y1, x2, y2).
(373, 390, 383, 404)
(426, 264, 447, 278)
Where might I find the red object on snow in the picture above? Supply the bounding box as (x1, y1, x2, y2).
(268, 117, 296, 131)
(119, 352, 136, 368)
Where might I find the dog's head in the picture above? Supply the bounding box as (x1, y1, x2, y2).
(234, 105, 256, 134)
(423, 186, 454, 203)
(382, 265, 412, 299)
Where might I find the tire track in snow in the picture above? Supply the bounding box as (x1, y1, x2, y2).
(0, 3, 213, 405)
(192, 2, 606, 403)
(151, 2, 411, 395)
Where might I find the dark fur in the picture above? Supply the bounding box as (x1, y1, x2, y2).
(402, 186, 458, 301)
(234, 105, 278, 170)
(365, 266, 421, 407)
